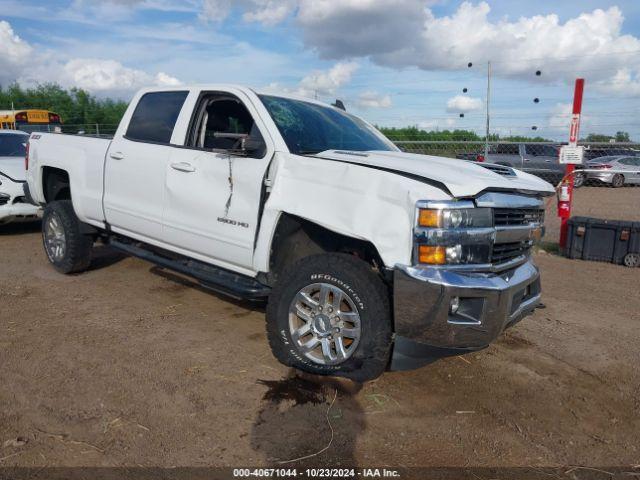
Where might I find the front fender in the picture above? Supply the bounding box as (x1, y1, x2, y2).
(252, 153, 451, 272)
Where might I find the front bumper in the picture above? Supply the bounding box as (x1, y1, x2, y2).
(0, 202, 40, 224)
(390, 258, 541, 370)
(0, 181, 40, 224)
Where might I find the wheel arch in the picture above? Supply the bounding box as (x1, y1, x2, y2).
(41, 166, 71, 202)
(260, 212, 388, 286)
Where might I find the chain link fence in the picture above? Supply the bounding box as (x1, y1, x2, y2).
(37, 125, 640, 190)
(393, 140, 640, 188)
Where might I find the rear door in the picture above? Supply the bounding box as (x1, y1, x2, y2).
(103, 90, 188, 241)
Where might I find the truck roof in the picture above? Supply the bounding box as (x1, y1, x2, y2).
(137, 84, 344, 110)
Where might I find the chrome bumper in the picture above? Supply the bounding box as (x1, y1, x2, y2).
(391, 258, 541, 370)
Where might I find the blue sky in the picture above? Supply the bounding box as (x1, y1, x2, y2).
(1, 0, 640, 139)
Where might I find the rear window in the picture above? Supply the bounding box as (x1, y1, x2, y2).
(126, 91, 188, 144)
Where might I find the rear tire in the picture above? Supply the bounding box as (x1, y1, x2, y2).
(573, 172, 584, 188)
(266, 253, 392, 382)
(42, 200, 93, 274)
(612, 174, 625, 188)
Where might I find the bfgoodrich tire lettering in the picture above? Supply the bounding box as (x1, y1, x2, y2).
(42, 200, 93, 274)
(266, 253, 392, 382)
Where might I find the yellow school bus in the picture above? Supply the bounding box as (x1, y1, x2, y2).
(0, 109, 62, 133)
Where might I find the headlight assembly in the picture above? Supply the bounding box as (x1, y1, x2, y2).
(415, 202, 494, 266)
(418, 207, 492, 229)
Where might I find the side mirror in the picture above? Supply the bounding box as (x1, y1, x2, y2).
(213, 132, 263, 156)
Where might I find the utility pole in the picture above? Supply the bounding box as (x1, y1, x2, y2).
(484, 61, 491, 157)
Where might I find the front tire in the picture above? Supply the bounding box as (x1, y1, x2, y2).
(42, 200, 93, 274)
(266, 253, 392, 382)
(612, 174, 625, 188)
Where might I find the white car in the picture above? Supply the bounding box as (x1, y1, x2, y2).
(26, 85, 554, 380)
(0, 130, 40, 224)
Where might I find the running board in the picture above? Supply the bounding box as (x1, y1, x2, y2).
(109, 239, 271, 300)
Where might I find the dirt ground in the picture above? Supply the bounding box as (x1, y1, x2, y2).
(1, 187, 639, 470)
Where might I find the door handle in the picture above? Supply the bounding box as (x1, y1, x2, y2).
(109, 152, 124, 160)
(170, 162, 196, 173)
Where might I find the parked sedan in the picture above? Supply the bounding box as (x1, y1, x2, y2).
(0, 130, 40, 224)
(574, 155, 640, 188)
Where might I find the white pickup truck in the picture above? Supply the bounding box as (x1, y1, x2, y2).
(25, 85, 554, 381)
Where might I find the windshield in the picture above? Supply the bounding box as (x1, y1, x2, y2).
(0, 134, 28, 157)
(259, 95, 395, 154)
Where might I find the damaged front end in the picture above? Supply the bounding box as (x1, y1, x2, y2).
(390, 192, 546, 370)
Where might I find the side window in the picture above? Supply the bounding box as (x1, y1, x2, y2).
(494, 144, 519, 155)
(126, 91, 188, 144)
(189, 95, 266, 158)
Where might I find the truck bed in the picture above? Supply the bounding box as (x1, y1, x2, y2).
(28, 132, 112, 226)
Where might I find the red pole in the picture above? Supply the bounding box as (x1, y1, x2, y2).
(558, 78, 585, 249)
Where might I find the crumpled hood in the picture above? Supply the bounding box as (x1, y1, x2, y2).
(315, 150, 556, 198)
(0, 157, 26, 182)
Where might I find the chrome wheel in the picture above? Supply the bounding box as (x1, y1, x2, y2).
(288, 282, 361, 366)
(624, 253, 640, 268)
(44, 212, 66, 262)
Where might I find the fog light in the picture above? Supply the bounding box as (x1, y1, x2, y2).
(446, 245, 463, 263)
(449, 297, 460, 314)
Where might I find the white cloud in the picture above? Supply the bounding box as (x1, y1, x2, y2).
(194, 1, 640, 97)
(242, 0, 297, 26)
(446, 95, 482, 113)
(155, 71, 182, 86)
(0, 21, 33, 84)
(200, 0, 232, 22)
(355, 91, 392, 108)
(296, 0, 430, 59)
(595, 68, 640, 97)
(62, 59, 182, 92)
(297, 62, 359, 97)
(0, 20, 181, 94)
(201, 0, 296, 25)
(547, 102, 593, 135)
(261, 62, 358, 100)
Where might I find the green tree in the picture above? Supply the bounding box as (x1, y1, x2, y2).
(0, 83, 129, 133)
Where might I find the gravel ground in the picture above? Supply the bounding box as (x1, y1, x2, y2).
(1, 190, 639, 469)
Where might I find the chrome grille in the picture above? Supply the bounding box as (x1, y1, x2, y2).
(492, 241, 532, 263)
(494, 208, 544, 226)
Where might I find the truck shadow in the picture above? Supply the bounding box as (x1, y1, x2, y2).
(149, 266, 267, 313)
(87, 244, 129, 271)
(0, 220, 41, 235)
(251, 370, 365, 467)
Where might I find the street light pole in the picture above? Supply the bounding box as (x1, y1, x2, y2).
(484, 61, 491, 157)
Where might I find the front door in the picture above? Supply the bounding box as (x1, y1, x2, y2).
(162, 92, 273, 271)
